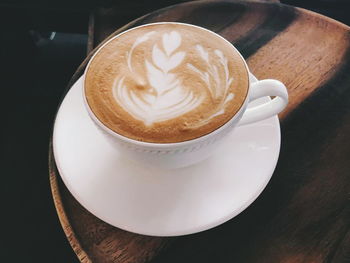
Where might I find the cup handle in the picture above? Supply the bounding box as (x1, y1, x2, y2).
(238, 79, 289, 126)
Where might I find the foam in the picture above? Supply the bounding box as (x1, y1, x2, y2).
(85, 23, 249, 143)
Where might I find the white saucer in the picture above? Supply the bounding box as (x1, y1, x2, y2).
(53, 75, 280, 237)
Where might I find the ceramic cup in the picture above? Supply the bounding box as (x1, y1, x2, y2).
(83, 22, 289, 169)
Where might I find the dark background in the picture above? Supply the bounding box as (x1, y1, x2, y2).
(1, 0, 349, 262)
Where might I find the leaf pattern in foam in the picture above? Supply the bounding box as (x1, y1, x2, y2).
(152, 45, 185, 73)
(196, 45, 209, 63)
(145, 60, 164, 95)
(145, 60, 181, 96)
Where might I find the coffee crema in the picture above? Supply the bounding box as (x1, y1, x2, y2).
(85, 23, 249, 143)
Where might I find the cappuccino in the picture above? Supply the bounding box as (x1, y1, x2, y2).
(85, 23, 249, 143)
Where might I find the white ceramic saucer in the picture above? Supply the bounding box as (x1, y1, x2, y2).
(53, 75, 280, 237)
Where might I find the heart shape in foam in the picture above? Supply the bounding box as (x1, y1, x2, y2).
(162, 31, 182, 56)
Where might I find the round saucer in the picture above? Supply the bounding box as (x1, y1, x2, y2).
(53, 75, 280, 236)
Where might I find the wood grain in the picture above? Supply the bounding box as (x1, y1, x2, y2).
(86, 0, 280, 53)
(49, 0, 350, 262)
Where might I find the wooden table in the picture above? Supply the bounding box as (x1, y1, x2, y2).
(49, 0, 350, 262)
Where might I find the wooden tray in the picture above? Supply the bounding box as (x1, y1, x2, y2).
(49, 1, 350, 262)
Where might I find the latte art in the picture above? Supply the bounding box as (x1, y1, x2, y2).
(186, 47, 235, 127)
(85, 23, 249, 143)
(112, 30, 236, 127)
(113, 31, 204, 126)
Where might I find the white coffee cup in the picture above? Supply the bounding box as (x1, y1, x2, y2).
(83, 22, 288, 169)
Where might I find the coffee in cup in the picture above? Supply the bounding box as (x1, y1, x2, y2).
(84, 23, 249, 143)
